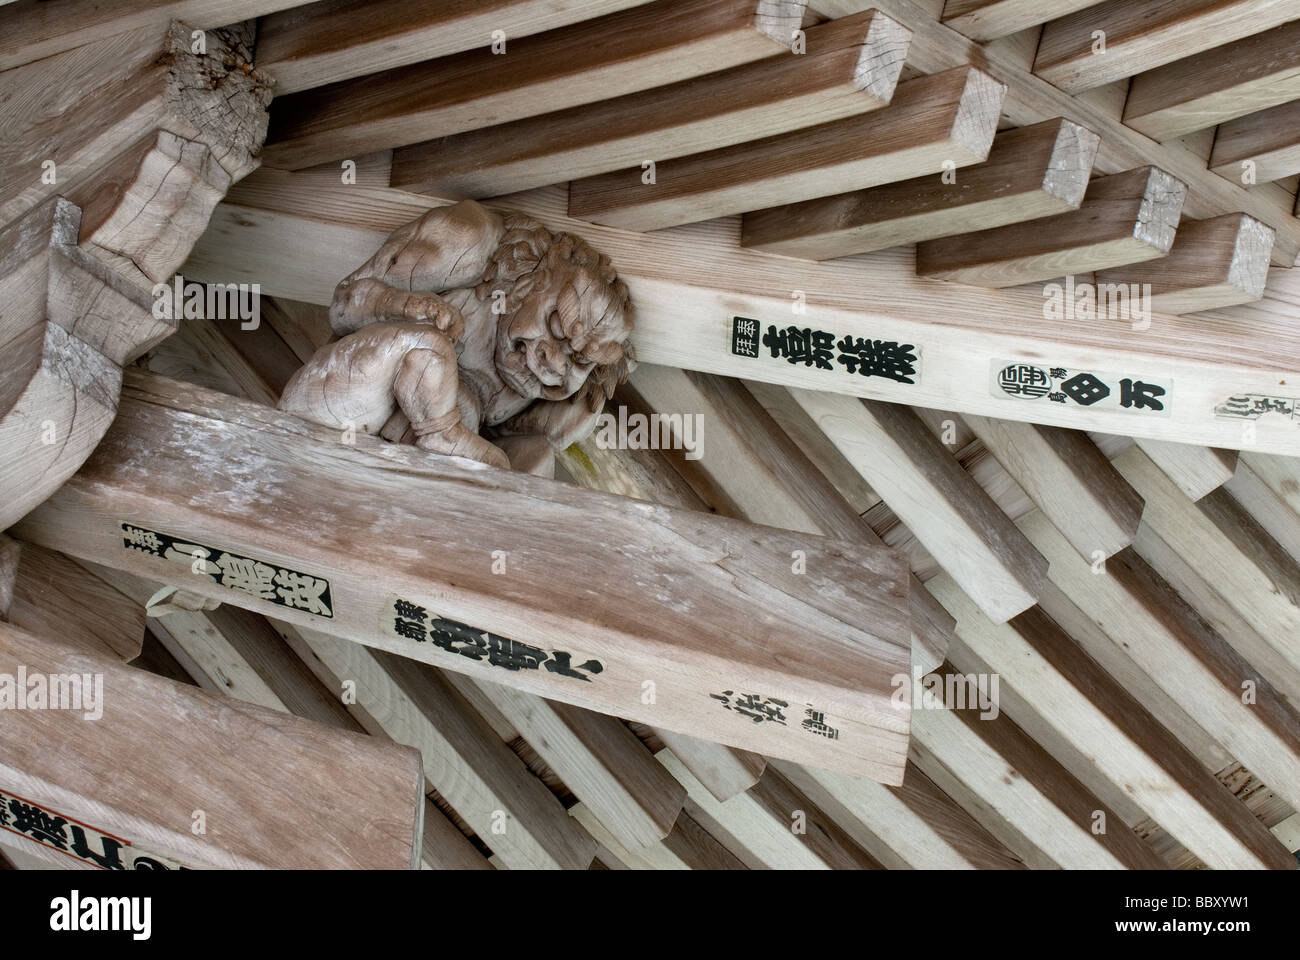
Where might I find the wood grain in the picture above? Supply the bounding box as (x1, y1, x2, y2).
(917, 167, 1187, 286)
(390, 10, 910, 199)
(1122, 19, 1300, 141)
(0, 619, 423, 869)
(941, 0, 1104, 42)
(1210, 99, 1300, 184)
(1096, 213, 1275, 314)
(262, 0, 802, 170)
(568, 65, 1005, 231)
(14, 370, 914, 781)
(741, 118, 1099, 259)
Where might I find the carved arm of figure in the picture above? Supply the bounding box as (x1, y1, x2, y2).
(278, 200, 634, 478)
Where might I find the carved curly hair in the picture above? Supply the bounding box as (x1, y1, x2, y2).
(476, 212, 635, 412)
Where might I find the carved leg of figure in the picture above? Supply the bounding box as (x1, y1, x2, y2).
(393, 339, 510, 470)
(495, 434, 557, 478)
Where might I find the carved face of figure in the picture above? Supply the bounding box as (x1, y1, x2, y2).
(494, 268, 631, 401)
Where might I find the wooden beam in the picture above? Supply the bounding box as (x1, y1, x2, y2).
(1132, 439, 1237, 501)
(741, 117, 1099, 259)
(818, 0, 1300, 266)
(0, 619, 422, 869)
(15, 370, 913, 781)
(962, 415, 1143, 560)
(0, 0, 305, 71)
(630, 364, 953, 672)
(1033, 0, 1300, 95)
(1096, 213, 1275, 314)
(1121, 19, 1300, 142)
(262, 0, 803, 170)
(567, 65, 1005, 231)
(257, 0, 654, 95)
(284, 626, 595, 869)
(930, 572, 1296, 869)
(940, 0, 1104, 42)
(791, 392, 1047, 623)
(183, 172, 1300, 453)
(390, 10, 910, 199)
(0, 21, 271, 227)
(647, 728, 766, 804)
(775, 759, 1027, 868)
(1210, 99, 1300, 184)
(917, 167, 1187, 286)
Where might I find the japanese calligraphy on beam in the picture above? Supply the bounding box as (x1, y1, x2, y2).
(741, 118, 1099, 259)
(181, 174, 1300, 453)
(917, 167, 1187, 287)
(390, 10, 909, 200)
(567, 65, 1005, 231)
(15, 371, 913, 782)
(0, 620, 423, 869)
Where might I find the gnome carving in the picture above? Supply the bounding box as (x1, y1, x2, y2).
(279, 200, 634, 477)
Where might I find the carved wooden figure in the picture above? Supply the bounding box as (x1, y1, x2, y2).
(278, 200, 635, 477)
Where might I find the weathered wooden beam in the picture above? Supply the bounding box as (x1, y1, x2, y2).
(1096, 213, 1276, 314)
(0, 619, 422, 869)
(391, 10, 910, 200)
(0, 21, 271, 227)
(930, 572, 1297, 870)
(917, 167, 1187, 286)
(183, 172, 1300, 453)
(646, 728, 766, 804)
(567, 66, 1004, 231)
(818, 0, 1300, 265)
(1131, 439, 1238, 501)
(791, 392, 1047, 623)
(15, 370, 913, 780)
(962, 415, 1143, 561)
(741, 118, 1098, 259)
(0, 0, 304, 71)
(1033, 0, 1300, 95)
(1121, 19, 1300, 142)
(1210, 99, 1300, 185)
(774, 759, 1027, 868)
(630, 364, 952, 672)
(257, 0, 654, 95)
(656, 749, 880, 868)
(908, 664, 1167, 869)
(262, 0, 804, 170)
(940, 0, 1104, 42)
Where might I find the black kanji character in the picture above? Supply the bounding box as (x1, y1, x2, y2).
(762, 325, 835, 369)
(732, 694, 789, 725)
(1118, 378, 1165, 411)
(1048, 392, 1068, 403)
(837, 336, 918, 384)
(483, 634, 548, 672)
(393, 599, 428, 623)
(544, 651, 604, 681)
(997, 363, 1050, 399)
(8, 799, 68, 849)
(393, 618, 427, 642)
(1061, 372, 1111, 406)
(68, 826, 125, 870)
(1049, 367, 1067, 379)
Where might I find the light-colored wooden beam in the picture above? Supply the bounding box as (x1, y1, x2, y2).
(1122, 19, 1300, 142)
(962, 415, 1143, 560)
(917, 167, 1187, 286)
(792, 392, 1047, 623)
(567, 65, 1004, 231)
(931, 572, 1296, 870)
(262, 0, 803, 170)
(257, 0, 654, 95)
(0, 619, 423, 869)
(1096, 213, 1275, 314)
(1033, 0, 1300, 95)
(391, 9, 910, 200)
(1132, 439, 1238, 501)
(15, 370, 913, 780)
(1210, 99, 1300, 185)
(940, 0, 1103, 42)
(182, 172, 1300, 453)
(817, 0, 1300, 265)
(741, 117, 1098, 259)
(646, 728, 766, 804)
